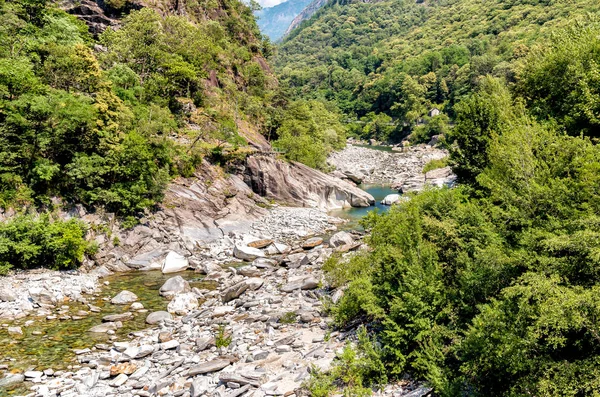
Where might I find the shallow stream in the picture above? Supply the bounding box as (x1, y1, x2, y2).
(329, 184, 399, 229)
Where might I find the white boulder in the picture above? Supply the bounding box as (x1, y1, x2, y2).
(161, 251, 189, 274)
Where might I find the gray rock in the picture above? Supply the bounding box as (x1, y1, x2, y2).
(285, 253, 309, 269)
(102, 312, 133, 322)
(29, 287, 55, 306)
(7, 326, 23, 335)
(167, 292, 199, 315)
(302, 237, 323, 249)
(404, 386, 433, 397)
(187, 359, 231, 376)
(245, 277, 265, 291)
(301, 277, 319, 290)
(381, 193, 401, 205)
(233, 244, 265, 261)
(190, 377, 211, 397)
(0, 373, 24, 388)
(110, 290, 138, 305)
(329, 231, 354, 248)
(161, 251, 189, 274)
(159, 276, 190, 297)
(0, 288, 16, 302)
(222, 281, 249, 303)
(89, 322, 118, 333)
(146, 311, 173, 324)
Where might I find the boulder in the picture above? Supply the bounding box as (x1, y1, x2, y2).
(302, 237, 323, 249)
(381, 193, 401, 205)
(246, 277, 265, 291)
(0, 374, 24, 388)
(167, 292, 199, 315)
(102, 312, 133, 322)
(146, 311, 173, 324)
(233, 244, 265, 261)
(301, 277, 319, 290)
(329, 231, 354, 248)
(110, 290, 138, 305)
(244, 155, 374, 210)
(159, 276, 190, 297)
(161, 251, 189, 274)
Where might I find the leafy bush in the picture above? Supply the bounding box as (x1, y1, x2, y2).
(422, 158, 448, 174)
(0, 214, 90, 274)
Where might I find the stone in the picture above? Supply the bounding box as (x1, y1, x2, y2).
(24, 371, 43, 379)
(29, 287, 55, 306)
(245, 155, 374, 210)
(233, 245, 265, 261)
(247, 239, 274, 249)
(130, 302, 144, 310)
(160, 339, 180, 350)
(110, 290, 138, 305)
(7, 326, 23, 335)
(222, 281, 249, 303)
(190, 377, 211, 397)
(329, 231, 354, 248)
(159, 276, 190, 297)
(0, 374, 24, 388)
(110, 363, 137, 376)
(403, 387, 433, 397)
(145, 311, 172, 324)
(245, 277, 265, 291)
(237, 265, 262, 277)
(167, 292, 199, 315)
(252, 350, 269, 361)
(110, 373, 128, 387)
(213, 306, 235, 317)
(301, 277, 319, 290)
(135, 345, 154, 358)
(161, 251, 189, 274)
(0, 288, 16, 302)
(89, 322, 118, 333)
(285, 253, 309, 269)
(102, 312, 133, 322)
(187, 359, 231, 376)
(302, 237, 323, 249)
(381, 193, 401, 205)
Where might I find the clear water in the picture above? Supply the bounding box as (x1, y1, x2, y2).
(329, 184, 399, 229)
(0, 270, 216, 395)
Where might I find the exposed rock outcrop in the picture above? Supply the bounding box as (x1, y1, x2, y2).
(244, 155, 374, 210)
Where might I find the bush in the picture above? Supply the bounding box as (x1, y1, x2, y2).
(0, 214, 90, 274)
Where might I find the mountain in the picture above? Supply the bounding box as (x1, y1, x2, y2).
(282, 0, 328, 37)
(254, 0, 313, 41)
(276, 0, 600, 140)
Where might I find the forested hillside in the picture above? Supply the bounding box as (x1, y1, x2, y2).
(0, 0, 277, 215)
(276, 0, 600, 141)
(300, 9, 600, 397)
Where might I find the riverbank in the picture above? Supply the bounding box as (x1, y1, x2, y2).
(328, 144, 455, 191)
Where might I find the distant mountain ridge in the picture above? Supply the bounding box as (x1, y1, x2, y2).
(282, 0, 328, 38)
(255, 0, 313, 41)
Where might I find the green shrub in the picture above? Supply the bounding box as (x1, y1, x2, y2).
(422, 157, 448, 174)
(215, 324, 232, 348)
(0, 214, 90, 273)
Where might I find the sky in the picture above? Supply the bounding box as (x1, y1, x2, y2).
(256, 0, 287, 8)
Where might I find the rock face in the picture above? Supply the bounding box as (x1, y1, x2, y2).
(381, 193, 403, 205)
(244, 155, 374, 210)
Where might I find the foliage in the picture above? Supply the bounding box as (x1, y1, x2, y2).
(279, 311, 298, 324)
(322, 20, 600, 395)
(276, 0, 600, 141)
(409, 114, 449, 144)
(215, 324, 232, 348)
(422, 158, 448, 174)
(273, 100, 346, 169)
(0, 0, 276, 215)
(0, 213, 90, 274)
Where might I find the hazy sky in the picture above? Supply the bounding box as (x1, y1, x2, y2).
(256, 0, 287, 8)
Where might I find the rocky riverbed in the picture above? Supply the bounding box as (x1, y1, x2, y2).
(328, 144, 455, 191)
(0, 146, 439, 397)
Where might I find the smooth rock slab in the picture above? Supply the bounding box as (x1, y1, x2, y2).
(381, 193, 401, 205)
(0, 288, 16, 302)
(145, 311, 172, 324)
(110, 290, 138, 305)
(161, 251, 189, 274)
(7, 326, 23, 335)
(187, 359, 231, 376)
(0, 374, 24, 388)
(233, 244, 265, 261)
(222, 281, 249, 303)
(302, 237, 323, 249)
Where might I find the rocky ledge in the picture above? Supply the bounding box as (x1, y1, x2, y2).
(328, 144, 456, 191)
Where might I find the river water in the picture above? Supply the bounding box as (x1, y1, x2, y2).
(329, 184, 399, 229)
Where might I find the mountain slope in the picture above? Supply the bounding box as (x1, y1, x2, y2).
(255, 0, 312, 41)
(275, 0, 600, 139)
(282, 0, 328, 37)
